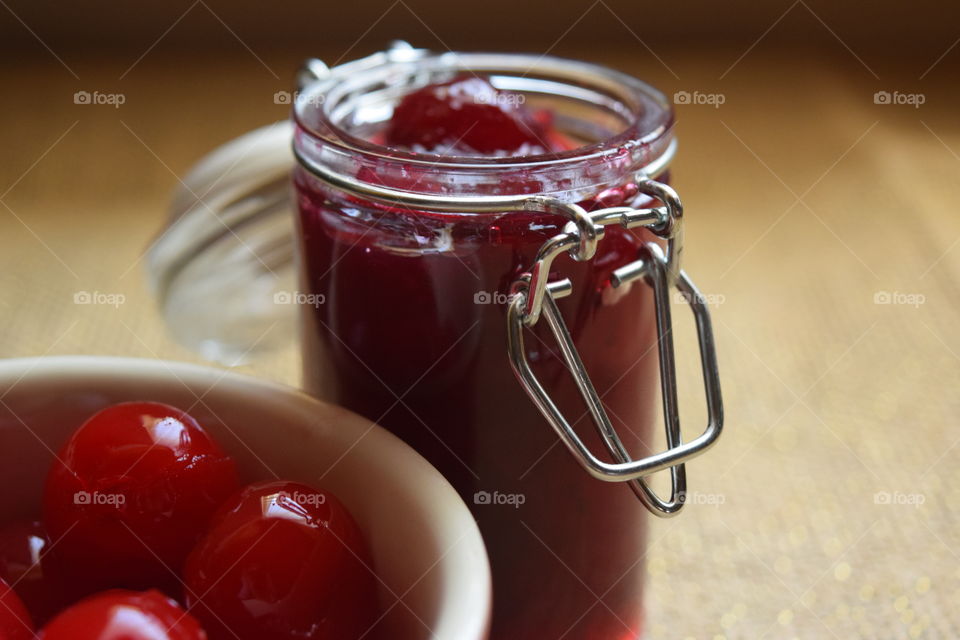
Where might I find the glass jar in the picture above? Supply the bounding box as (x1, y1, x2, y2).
(150, 44, 723, 640)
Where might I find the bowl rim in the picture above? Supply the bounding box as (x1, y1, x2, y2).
(0, 355, 491, 640)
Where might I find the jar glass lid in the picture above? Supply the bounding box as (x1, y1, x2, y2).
(147, 121, 295, 365)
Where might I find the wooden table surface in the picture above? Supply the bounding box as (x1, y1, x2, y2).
(1, 44, 959, 638)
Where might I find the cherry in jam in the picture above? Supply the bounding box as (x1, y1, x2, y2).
(42, 402, 241, 596)
(0, 577, 33, 640)
(384, 74, 551, 155)
(184, 481, 378, 640)
(39, 589, 206, 640)
(0, 520, 65, 625)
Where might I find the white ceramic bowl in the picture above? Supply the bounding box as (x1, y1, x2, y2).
(0, 356, 490, 640)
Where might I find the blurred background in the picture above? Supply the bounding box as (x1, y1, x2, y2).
(1, 0, 959, 637)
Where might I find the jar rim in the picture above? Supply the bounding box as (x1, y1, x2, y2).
(292, 49, 675, 173)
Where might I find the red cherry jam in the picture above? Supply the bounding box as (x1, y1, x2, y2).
(294, 63, 673, 639)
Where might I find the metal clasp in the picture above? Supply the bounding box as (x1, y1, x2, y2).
(507, 178, 723, 517)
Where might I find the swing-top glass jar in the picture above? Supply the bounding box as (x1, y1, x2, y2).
(150, 42, 723, 640)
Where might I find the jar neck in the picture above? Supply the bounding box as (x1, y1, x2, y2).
(293, 50, 675, 202)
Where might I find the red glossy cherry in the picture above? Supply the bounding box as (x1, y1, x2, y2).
(0, 577, 33, 640)
(39, 589, 206, 640)
(184, 481, 378, 640)
(385, 74, 549, 155)
(42, 402, 240, 595)
(0, 520, 66, 625)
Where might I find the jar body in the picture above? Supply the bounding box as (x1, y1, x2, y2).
(293, 165, 662, 638)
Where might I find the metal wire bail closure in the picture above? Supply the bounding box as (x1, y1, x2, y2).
(506, 178, 723, 517)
